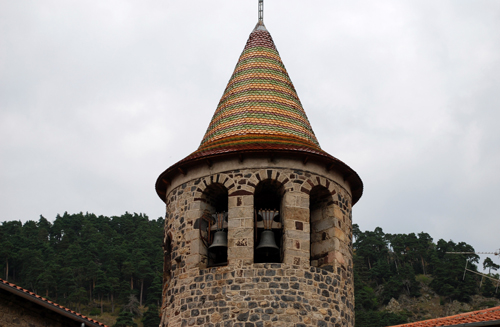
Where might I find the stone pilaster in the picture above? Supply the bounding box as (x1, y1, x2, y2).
(228, 193, 254, 266)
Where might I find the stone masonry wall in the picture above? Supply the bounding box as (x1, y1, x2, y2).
(161, 164, 354, 327)
(164, 264, 353, 327)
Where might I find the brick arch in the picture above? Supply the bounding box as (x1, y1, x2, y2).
(191, 174, 235, 198)
(298, 177, 319, 196)
(306, 177, 320, 188)
(282, 179, 295, 191)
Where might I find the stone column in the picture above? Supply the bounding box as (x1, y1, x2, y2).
(186, 197, 204, 270)
(332, 193, 351, 269)
(228, 193, 254, 266)
(281, 190, 310, 266)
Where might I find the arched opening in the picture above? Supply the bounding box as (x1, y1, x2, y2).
(254, 179, 284, 263)
(200, 183, 228, 267)
(310, 185, 334, 268)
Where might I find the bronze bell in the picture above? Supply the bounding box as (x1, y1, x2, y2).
(209, 230, 228, 249)
(256, 230, 279, 251)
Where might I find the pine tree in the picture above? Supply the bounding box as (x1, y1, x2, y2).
(113, 311, 137, 327)
(142, 304, 161, 327)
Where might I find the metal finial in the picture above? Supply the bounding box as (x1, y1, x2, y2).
(258, 0, 264, 22)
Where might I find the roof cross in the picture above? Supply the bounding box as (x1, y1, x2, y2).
(259, 0, 264, 22)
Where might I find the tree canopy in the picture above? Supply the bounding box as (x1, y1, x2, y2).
(0, 212, 164, 317)
(1, 214, 497, 327)
(353, 224, 498, 327)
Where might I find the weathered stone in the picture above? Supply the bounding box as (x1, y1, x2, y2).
(282, 207, 309, 222)
(313, 219, 334, 233)
(333, 227, 345, 242)
(237, 311, 249, 321)
(160, 165, 355, 327)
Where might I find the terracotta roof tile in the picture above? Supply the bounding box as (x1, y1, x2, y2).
(0, 278, 108, 327)
(194, 21, 320, 155)
(390, 306, 500, 327)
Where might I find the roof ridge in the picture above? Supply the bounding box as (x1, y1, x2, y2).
(0, 278, 108, 327)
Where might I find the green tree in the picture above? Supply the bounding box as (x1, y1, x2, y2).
(0, 238, 14, 280)
(113, 311, 137, 327)
(146, 273, 163, 307)
(430, 240, 479, 302)
(37, 263, 58, 298)
(69, 287, 88, 313)
(94, 269, 110, 314)
(354, 226, 388, 270)
(1, 212, 165, 315)
(136, 258, 154, 306)
(483, 257, 500, 274)
(481, 278, 497, 297)
(142, 304, 161, 327)
(355, 310, 408, 327)
(417, 232, 434, 275)
(0, 220, 24, 281)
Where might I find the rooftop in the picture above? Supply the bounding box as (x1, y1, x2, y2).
(0, 278, 108, 327)
(156, 14, 363, 203)
(390, 306, 500, 327)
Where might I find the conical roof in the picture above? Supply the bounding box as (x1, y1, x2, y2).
(183, 21, 327, 161)
(156, 20, 363, 204)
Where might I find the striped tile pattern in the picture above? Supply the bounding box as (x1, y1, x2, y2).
(190, 23, 322, 159)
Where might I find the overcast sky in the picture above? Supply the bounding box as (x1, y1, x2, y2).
(1, 0, 499, 267)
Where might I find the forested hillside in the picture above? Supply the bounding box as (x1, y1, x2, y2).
(0, 212, 164, 327)
(2, 214, 499, 327)
(353, 224, 500, 327)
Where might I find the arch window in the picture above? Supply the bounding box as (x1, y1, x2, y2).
(199, 183, 228, 267)
(254, 179, 284, 263)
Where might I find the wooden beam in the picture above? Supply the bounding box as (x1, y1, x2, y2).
(178, 167, 186, 175)
(238, 154, 244, 163)
(205, 159, 212, 167)
(303, 156, 309, 165)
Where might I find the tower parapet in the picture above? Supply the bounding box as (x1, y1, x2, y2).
(156, 4, 362, 327)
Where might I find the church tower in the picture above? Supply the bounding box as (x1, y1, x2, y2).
(156, 2, 363, 326)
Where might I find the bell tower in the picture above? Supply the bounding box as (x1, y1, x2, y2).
(156, 2, 363, 326)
